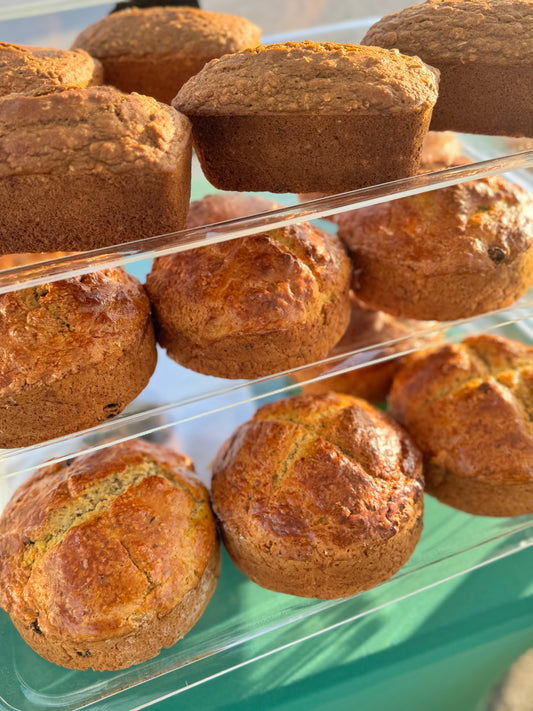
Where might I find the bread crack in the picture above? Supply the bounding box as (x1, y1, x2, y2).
(23, 460, 168, 569)
(271, 431, 315, 489)
(119, 540, 157, 593)
(261, 402, 377, 483)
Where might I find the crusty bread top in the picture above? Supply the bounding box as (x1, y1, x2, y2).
(212, 392, 423, 554)
(72, 6, 260, 58)
(0, 440, 216, 641)
(146, 193, 351, 342)
(0, 269, 151, 395)
(174, 41, 439, 115)
(389, 334, 533, 484)
(0, 43, 103, 97)
(0, 85, 191, 176)
(338, 173, 533, 276)
(363, 0, 533, 64)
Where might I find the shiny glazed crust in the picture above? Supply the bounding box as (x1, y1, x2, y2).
(362, 0, 533, 136)
(173, 42, 438, 193)
(338, 173, 533, 321)
(388, 334, 533, 516)
(293, 295, 441, 404)
(0, 440, 220, 670)
(72, 6, 261, 104)
(0, 269, 157, 447)
(0, 43, 103, 96)
(146, 193, 352, 379)
(0, 86, 192, 252)
(211, 392, 424, 599)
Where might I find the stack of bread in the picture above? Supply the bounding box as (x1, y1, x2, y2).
(0, 0, 532, 677)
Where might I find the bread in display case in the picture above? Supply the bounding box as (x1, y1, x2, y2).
(0, 1, 532, 709)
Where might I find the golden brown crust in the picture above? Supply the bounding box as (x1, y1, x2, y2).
(72, 6, 260, 104)
(388, 333, 533, 516)
(0, 86, 192, 252)
(146, 193, 352, 379)
(293, 295, 442, 404)
(211, 392, 424, 598)
(175, 41, 439, 115)
(0, 269, 157, 447)
(338, 173, 533, 320)
(362, 1, 533, 136)
(0, 440, 219, 670)
(0, 43, 103, 97)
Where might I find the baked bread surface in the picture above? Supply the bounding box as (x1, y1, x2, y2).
(175, 41, 439, 115)
(362, 0, 533, 136)
(73, 6, 260, 58)
(363, 0, 533, 65)
(389, 334, 533, 516)
(173, 41, 438, 193)
(72, 6, 261, 103)
(146, 193, 351, 379)
(0, 439, 219, 670)
(0, 269, 157, 447)
(338, 173, 533, 320)
(0, 42, 103, 96)
(0, 86, 191, 252)
(211, 392, 424, 598)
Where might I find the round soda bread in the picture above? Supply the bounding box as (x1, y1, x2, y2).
(388, 333, 533, 517)
(0, 439, 219, 670)
(145, 193, 352, 380)
(0, 42, 103, 96)
(337, 172, 533, 321)
(72, 6, 261, 104)
(0, 86, 191, 253)
(211, 392, 424, 599)
(173, 41, 439, 193)
(0, 268, 157, 448)
(292, 294, 441, 404)
(362, 0, 533, 137)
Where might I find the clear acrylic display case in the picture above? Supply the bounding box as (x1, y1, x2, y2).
(0, 2, 532, 710)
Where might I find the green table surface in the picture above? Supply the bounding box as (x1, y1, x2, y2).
(150, 546, 533, 711)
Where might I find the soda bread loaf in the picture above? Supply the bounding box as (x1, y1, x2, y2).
(211, 392, 424, 598)
(0, 440, 219, 670)
(0, 42, 103, 96)
(146, 193, 352, 380)
(362, 0, 533, 137)
(173, 41, 439, 193)
(338, 173, 533, 321)
(0, 86, 191, 253)
(0, 269, 156, 448)
(72, 6, 261, 104)
(389, 334, 533, 516)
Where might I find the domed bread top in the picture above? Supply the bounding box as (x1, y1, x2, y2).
(0, 439, 217, 657)
(0, 269, 150, 397)
(73, 6, 261, 59)
(212, 392, 423, 552)
(363, 0, 533, 65)
(339, 174, 533, 278)
(0, 85, 190, 177)
(388, 333, 533, 516)
(174, 41, 439, 115)
(0, 43, 103, 96)
(148, 201, 350, 343)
